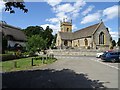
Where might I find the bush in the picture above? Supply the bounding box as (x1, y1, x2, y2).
(1, 54, 17, 61)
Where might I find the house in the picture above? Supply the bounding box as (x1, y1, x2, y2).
(56, 19, 112, 50)
(0, 21, 27, 49)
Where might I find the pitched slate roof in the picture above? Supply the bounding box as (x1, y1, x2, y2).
(59, 32, 74, 40)
(0, 22, 27, 41)
(59, 22, 102, 40)
(73, 22, 101, 39)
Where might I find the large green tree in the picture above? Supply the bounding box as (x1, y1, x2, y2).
(51, 34, 57, 49)
(23, 26, 44, 37)
(26, 35, 47, 53)
(43, 26, 54, 49)
(117, 38, 120, 49)
(24, 26, 54, 49)
(111, 40, 116, 47)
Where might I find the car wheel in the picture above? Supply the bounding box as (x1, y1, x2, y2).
(111, 59, 116, 63)
(99, 55, 102, 58)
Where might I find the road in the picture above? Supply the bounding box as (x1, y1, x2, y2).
(2, 56, 120, 88)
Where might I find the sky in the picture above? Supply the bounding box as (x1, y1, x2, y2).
(0, 0, 119, 42)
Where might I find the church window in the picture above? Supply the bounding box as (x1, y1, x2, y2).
(67, 28, 69, 32)
(99, 32, 104, 44)
(84, 38, 88, 46)
(64, 40, 68, 46)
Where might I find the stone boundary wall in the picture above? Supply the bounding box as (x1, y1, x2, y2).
(47, 49, 105, 56)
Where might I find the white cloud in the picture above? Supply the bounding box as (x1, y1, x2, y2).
(54, 4, 74, 13)
(72, 24, 78, 31)
(45, 0, 86, 34)
(81, 11, 101, 24)
(74, 0, 86, 9)
(103, 5, 118, 21)
(44, 0, 62, 7)
(108, 27, 118, 38)
(81, 5, 118, 24)
(82, 5, 95, 16)
(46, 18, 59, 23)
(40, 23, 60, 35)
(110, 31, 118, 38)
(0, 1, 5, 12)
(56, 12, 67, 19)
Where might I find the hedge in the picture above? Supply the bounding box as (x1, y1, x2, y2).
(0, 54, 17, 61)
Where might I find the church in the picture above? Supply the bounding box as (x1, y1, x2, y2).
(56, 19, 112, 50)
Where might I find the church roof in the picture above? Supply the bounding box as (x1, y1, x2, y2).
(59, 32, 74, 40)
(73, 22, 101, 39)
(0, 22, 27, 41)
(59, 22, 103, 40)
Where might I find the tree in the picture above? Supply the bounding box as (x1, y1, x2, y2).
(43, 26, 54, 49)
(111, 40, 116, 48)
(117, 38, 120, 49)
(23, 26, 44, 37)
(2, 34, 7, 54)
(51, 34, 57, 49)
(4, 1, 28, 13)
(26, 35, 47, 53)
(24, 25, 54, 49)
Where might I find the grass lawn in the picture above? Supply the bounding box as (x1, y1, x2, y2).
(0, 56, 57, 72)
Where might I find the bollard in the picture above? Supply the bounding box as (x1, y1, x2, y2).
(14, 61, 17, 68)
(31, 58, 34, 66)
(42, 57, 44, 64)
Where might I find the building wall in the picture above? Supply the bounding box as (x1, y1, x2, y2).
(72, 38, 92, 48)
(56, 22, 111, 49)
(93, 23, 111, 48)
(8, 40, 26, 47)
(61, 22, 72, 32)
(56, 32, 62, 47)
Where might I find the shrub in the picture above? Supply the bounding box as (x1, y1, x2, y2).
(1, 54, 17, 61)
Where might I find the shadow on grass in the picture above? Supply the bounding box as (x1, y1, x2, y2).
(2, 69, 107, 88)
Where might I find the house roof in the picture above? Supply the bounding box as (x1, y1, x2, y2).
(59, 22, 103, 40)
(0, 22, 27, 41)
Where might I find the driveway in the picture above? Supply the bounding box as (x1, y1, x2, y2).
(2, 56, 119, 88)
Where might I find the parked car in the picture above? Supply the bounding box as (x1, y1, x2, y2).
(101, 51, 120, 63)
(96, 52, 104, 58)
(96, 50, 113, 58)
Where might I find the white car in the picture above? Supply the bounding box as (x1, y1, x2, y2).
(96, 52, 104, 58)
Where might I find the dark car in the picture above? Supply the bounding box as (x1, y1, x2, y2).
(101, 51, 120, 63)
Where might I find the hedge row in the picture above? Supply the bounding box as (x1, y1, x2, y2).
(1, 54, 17, 61)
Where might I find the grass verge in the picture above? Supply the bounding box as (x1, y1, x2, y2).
(0, 56, 57, 72)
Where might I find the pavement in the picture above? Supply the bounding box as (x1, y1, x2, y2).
(2, 55, 120, 89)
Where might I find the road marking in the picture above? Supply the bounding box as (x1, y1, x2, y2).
(91, 59, 120, 70)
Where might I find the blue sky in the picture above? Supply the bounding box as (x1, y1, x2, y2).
(0, 1, 119, 42)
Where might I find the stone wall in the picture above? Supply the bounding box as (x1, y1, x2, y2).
(47, 49, 104, 56)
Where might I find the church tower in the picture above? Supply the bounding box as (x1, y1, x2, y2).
(60, 18, 72, 32)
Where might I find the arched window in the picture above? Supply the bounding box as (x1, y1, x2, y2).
(64, 40, 68, 46)
(99, 32, 104, 44)
(84, 38, 88, 46)
(78, 40, 80, 46)
(67, 28, 69, 32)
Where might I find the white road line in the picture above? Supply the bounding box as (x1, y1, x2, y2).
(91, 59, 120, 70)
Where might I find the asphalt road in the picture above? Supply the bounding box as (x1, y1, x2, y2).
(2, 56, 120, 88)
